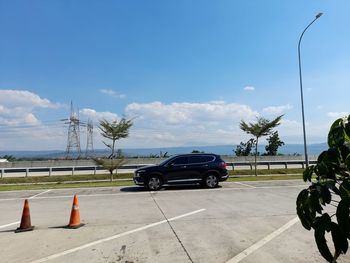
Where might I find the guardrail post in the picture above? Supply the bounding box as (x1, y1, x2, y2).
(0, 169, 3, 179)
(26, 168, 29, 177)
(49, 167, 52, 176)
(249, 164, 253, 170)
(284, 162, 288, 169)
(301, 162, 305, 169)
(94, 166, 97, 175)
(72, 167, 75, 176)
(267, 163, 270, 170)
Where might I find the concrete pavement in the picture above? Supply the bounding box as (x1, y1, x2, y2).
(0, 181, 349, 263)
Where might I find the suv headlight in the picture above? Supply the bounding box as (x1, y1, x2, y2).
(135, 170, 146, 177)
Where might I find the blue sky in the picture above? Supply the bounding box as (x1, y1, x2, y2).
(0, 0, 349, 150)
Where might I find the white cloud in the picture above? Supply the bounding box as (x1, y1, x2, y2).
(99, 89, 126, 99)
(0, 89, 66, 150)
(80, 108, 119, 122)
(121, 101, 259, 147)
(126, 101, 258, 125)
(327, 112, 349, 118)
(0, 89, 61, 127)
(244, 86, 255, 91)
(262, 104, 293, 115)
(0, 89, 60, 109)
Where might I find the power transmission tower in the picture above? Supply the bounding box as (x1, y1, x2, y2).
(62, 102, 83, 159)
(85, 118, 94, 157)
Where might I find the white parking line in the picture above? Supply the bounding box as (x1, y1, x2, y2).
(29, 208, 206, 263)
(29, 189, 51, 199)
(226, 217, 299, 263)
(0, 221, 20, 229)
(234, 182, 256, 188)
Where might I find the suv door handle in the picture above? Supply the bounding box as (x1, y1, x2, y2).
(182, 165, 187, 168)
(203, 164, 208, 167)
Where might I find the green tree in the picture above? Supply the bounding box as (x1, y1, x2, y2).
(234, 139, 255, 156)
(0, 155, 16, 162)
(93, 158, 126, 182)
(265, 131, 285, 156)
(297, 116, 350, 262)
(99, 118, 133, 158)
(240, 115, 283, 176)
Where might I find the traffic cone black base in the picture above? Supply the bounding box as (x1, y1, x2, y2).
(15, 226, 34, 233)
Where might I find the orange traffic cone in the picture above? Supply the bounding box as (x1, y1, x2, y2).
(15, 199, 34, 233)
(66, 194, 84, 229)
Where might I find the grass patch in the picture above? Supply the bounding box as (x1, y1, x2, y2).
(229, 168, 304, 176)
(227, 174, 302, 182)
(0, 180, 135, 192)
(0, 173, 134, 184)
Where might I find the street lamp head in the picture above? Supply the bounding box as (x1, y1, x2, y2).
(316, 13, 323, 19)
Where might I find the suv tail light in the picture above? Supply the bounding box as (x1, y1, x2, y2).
(219, 161, 227, 169)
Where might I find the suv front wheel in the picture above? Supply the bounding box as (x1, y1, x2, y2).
(147, 175, 162, 191)
(204, 174, 219, 188)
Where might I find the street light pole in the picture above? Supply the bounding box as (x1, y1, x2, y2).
(298, 12, 323, 168)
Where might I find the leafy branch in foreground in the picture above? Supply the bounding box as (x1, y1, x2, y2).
(297, 116, 350, 262)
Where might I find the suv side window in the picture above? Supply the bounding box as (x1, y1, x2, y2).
(172, 156, 188, 165)
(202, 155, 215, 163)
(188, 155, 205, 164)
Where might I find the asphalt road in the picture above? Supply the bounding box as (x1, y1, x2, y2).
(0, 181, 349, 263)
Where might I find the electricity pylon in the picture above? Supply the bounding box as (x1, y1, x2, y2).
(61, 102, 84, 159)
(85, 118, 94, 157)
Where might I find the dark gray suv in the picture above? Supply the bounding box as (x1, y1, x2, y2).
(133, 153, 228, 190)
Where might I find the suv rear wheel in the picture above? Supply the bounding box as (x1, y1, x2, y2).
(204, 174, 219, 188)
(147, 175, 162, 191)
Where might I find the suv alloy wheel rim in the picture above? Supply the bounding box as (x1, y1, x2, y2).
(206, 175, 218, 188)
(148, 177, 161, 190)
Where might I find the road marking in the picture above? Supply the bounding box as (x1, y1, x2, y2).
(234, 182, 256, 188)
(29, 189, 51, 199)
(0, 221, 20, 229)
(30, 208, 206, 263)
(226, 217, 299, 263)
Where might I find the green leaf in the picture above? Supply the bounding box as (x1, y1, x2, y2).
(345, 121, 350, 140)
(320, 186, 332, 205)
(336, 199, 350, 239)
(318, 148, 341, 166)
(346, 154, 350, 171)
(318, 162, 328, 176)
(297, 189, 313, 230)
(339, 180, 350, 201)
(339, 145, 350, 163)
(314, 215, 333, 262)
(303, 166, 314, 182)
(310, 189, 323, 214)
(328, 118, 345, 148)
(331, 222, 348, 255)
(313, 214, 332, 231)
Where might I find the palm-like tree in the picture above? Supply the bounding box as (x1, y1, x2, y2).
(93, 158, 126, 182)
(99, 118, 133, 158)
(240, 115, 283, 176)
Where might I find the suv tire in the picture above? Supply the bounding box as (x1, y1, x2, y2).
(204, 174, 219, 188)
(147, 175, 162, 191)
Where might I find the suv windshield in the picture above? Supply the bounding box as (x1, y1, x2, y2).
(159, 156, 175, 166)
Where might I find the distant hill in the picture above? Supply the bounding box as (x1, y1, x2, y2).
(0, 143, 327, 158)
